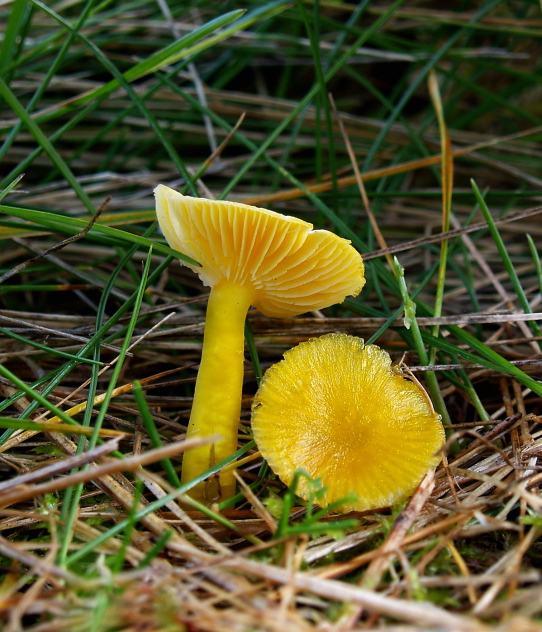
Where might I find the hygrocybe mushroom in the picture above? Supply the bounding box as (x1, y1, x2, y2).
(155, 185, 365, 503)
(251, 333, 445, 512)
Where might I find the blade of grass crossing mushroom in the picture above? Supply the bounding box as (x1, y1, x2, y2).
(471, 179, 542, 351)
(216, 441, 259, 510)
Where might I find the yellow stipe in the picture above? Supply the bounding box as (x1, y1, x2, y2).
(180, 282, 254, 504)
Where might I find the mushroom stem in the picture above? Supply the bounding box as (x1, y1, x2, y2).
(181, 282, 254, 503)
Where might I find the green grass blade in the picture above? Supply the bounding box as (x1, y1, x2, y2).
(0, 0, 30, 77)
(394, 257, 451, 425)
(0, 204, 198, 265)
(362, 0, 502, 171)
(0, 255, 176, 449)
(219, 0, 407, 204)
(0, 175, 25, 201)
(0, 327, 104, 365)
(133, 381, 181, 488)
(22, 2, 289, 121)
(87, 248, 154, 449)
(0, 363, 90, 428)
(24, 4, 244, 109)
(0, 0, 96, 163)
(245, 320, 263, 384)
(527, 234, 542, 295)
(0, 418, 121, 436)
(446, 324, 542, 397)
(0, 77, 96, 213)
(471, 179, 541, 345)
(137, 530, 172, 569)
(427, 70, 453, 364)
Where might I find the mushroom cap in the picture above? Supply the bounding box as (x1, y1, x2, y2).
(155, 185, 364, 317)
(251, 333, 445, 512)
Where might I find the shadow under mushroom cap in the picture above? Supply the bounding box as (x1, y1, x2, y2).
(251, 333, 445, 513)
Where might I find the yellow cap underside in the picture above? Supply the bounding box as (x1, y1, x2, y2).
(155, 186, 365, 317)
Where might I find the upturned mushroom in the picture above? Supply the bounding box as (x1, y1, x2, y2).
(155, 185, 365, 503)
(251, 333, 445, 512)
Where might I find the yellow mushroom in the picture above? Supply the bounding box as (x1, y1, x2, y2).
(251, 333, 445, 512)
(154, 186, 365, 503)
